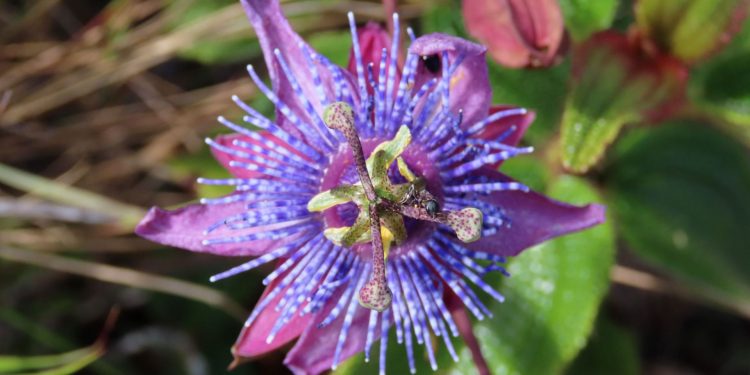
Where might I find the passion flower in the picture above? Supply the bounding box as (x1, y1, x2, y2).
(136, 1, 605, 373)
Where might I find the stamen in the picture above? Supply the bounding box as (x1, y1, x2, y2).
(386, 268, 405, 344)
(246, 64, 334, 152)
(417, 246, 489, 320)
(375, 48, 388, 134)
(440, 149, 534, 179)
(347, 12, 367, 100)
(332, 263, 371, 369)
(219, 111, 323, 162)
(271, 50, 340, 148)
(467, 107, 528, 135)
(445, 181, 530, 193)
(319, 260, 364, 327)
(386, 14, 400, 116)
(388, 269, 416, 374)
(298, 41, 329, 108)
(379, 309, 391, 375)
(304, 250, 354, 315)
(208, 234, 311, 282)
(364, 309, 378, 362)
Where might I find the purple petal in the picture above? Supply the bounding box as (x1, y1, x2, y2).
(284, 304, 371, 375)
(240, 0, 356, 139)
(466, 170, 606, 257)
(135, 203, 301, 257)
(447, 293, 490, 375)
(409, 33, 491, 128)
(210, 132, 305, 179)
(210, 134, 262, 179)
(347, 22, 397, 94)
(475, 105, 535, 148)
(232, 275, 314, 358)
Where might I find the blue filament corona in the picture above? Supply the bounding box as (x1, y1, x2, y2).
(199, 11, 534, 374)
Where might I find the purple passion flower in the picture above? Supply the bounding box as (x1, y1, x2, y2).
(135, 1, 605, 374)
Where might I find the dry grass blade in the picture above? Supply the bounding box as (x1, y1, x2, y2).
(0, 1, 424, 125)
(0, 227, 158, 253)
(0, 163, 145, 229)
(0, 246, 247, 320)
(0, 197, 113, 224)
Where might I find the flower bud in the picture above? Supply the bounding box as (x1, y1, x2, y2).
(634, 0, 749, 64)
(463, 0, 567, 68)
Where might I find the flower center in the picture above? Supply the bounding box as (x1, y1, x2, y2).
(318, 138, 442, 250)
(308, 102, 485, 312)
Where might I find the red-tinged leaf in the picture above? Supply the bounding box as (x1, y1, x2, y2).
(560, 31, 688, 173)
(634, 0, 750, 64)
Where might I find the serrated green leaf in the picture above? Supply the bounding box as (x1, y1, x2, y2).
(454, 175, 614, 375)
(559, 0, 618, 41)
(605, 121, 750, 302)
(565, 317, 640, 375)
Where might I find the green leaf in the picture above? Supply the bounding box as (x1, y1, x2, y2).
(420, 3, 469, 37)
(307, 31, 354, 68)
(565, 317, 640, 375)
(455, 175, 615, 375)
(560, 33, 687, 173)
(168, 147, 234, 199)
(167, 0, 259, 64)
(559, 0, 618, 41)
(0, 163, 145, 229)
(0, 346, 102, 374)
(499, 155, 550, 192)
(489, 60, 570, 145)
(605, 121, 750, 302)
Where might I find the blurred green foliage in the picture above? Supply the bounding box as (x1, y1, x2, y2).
(565, 317, 640, 375)
(559, 0, 619, 41)
(606, 122, 750, 302)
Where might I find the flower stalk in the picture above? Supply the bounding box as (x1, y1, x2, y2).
(323, 102, 378, 202)
(323, 101, 485, 311)
(324, 101, 391, 311)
